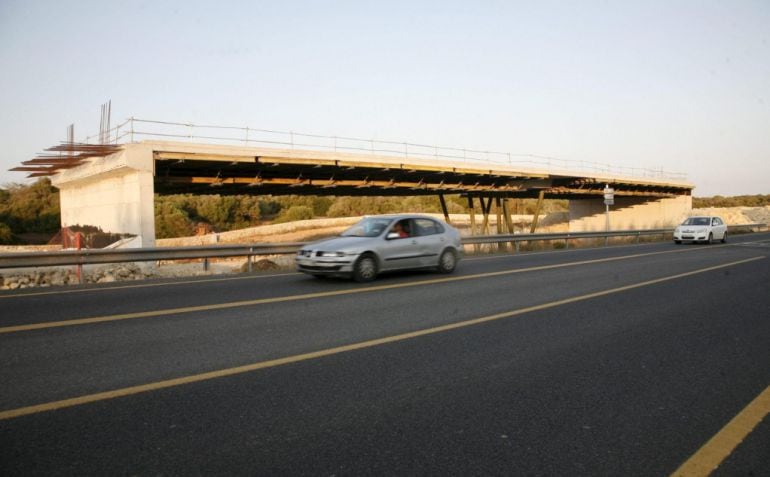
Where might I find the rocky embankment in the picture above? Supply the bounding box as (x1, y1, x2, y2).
(0, 256, 294, 290)
(0, 264, 150, 290)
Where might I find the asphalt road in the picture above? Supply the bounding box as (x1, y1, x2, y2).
(1, 233, 769, 476)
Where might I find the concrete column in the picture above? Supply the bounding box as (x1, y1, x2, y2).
(568, 195, 692, 232)
(52, 144, 156, 247)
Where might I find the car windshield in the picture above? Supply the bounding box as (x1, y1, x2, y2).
(682, 217, 711, 226)
(340, 217, 394, 237)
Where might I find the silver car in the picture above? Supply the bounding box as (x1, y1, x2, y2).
(295, 214, 463, 282)
(673, 216, 728, 244)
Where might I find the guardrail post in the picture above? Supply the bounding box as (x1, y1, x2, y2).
(76, 232, 84, 284)
(248, 248, 253, 273)
(203, 257, 209, 272)
(636, 232, 641, 244)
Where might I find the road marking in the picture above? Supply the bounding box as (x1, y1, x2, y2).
(0, 271, 300, 299)
(0, 240, 733, 299)
(731, 241, 770, 249)
(671, 385, 770, 477)
(0, 245, 738, 334)
(463, 240, 666, 261)
(0, 255, 763, 421)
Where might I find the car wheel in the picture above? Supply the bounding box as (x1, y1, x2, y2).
(352, 254, 378, 282)
(706, 232, 713, 245)
(674, 240, 682, 245)
(721, 232, 727, 244)
(437, 249, 457, 274)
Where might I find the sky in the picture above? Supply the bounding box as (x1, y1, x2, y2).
(0, 0, 768, 196)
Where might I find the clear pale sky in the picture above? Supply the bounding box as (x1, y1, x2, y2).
(1, 0, 768, 196)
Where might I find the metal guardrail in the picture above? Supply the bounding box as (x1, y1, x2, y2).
(0, 243, 305, 270)
(1, 224, 765, 272)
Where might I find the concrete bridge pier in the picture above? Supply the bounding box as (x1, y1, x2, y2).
(52, 144, 156, 247)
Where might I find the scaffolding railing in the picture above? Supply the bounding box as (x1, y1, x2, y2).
(79, 117, 689, 182)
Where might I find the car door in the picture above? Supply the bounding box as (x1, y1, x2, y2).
(712, 217, 727, 240)
(412, 218, 446, 267)
(378, 219, 422, 271)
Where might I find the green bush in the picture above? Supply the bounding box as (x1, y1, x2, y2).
(154, 201, 194, 239)
(0, 222, 13, 244)
(273, 205, 315, 223)
(0, 179, 60, 237)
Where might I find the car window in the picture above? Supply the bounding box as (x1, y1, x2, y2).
(341, 217, 393, 237)
(414, 218, 444, 236)
(713, 218, 723, 225)
(683, 217, 710, 226)
(389, 219, 412, 238)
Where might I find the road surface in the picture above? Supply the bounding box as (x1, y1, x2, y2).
(1, 233, 769, 475)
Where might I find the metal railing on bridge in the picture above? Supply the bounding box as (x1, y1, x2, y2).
(88, 117, 688, 182)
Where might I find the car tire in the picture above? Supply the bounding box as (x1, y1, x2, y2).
(437, 249, 457, 274)
(352, 254, 378, 283)
(721, 232, 727, 244)
(706, 233, 713, 245)
(674, 240, 682, 245)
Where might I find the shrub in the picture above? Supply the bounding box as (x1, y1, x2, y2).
(274, 205, 314, 224)
(155, 201, 194, 238)
(0, 179, 60, 235)
(0, 222, 13, 244)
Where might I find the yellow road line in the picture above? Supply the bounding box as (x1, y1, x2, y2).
(0, 255, 763, 421)
(0, 246, 734, 335)
(463, 239, 700, 262)
(671, 385, 770, 477)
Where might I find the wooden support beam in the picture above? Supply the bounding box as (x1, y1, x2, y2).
(480, 196, 492, 236)
(502, 199, 514, 234)
(495, 197, 505, 252)
(530, 190, 546, 233)
(159, 175, 527, 193)
(438, 193, 451, 224)
(502, 198, 516, 252)
(466, 195, 479, 254)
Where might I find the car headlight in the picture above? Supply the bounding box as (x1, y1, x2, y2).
(318, 251, 346, 257)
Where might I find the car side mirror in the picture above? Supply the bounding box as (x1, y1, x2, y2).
(386, 232, 400, 240)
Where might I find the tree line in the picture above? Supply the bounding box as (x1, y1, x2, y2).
(8, 179, 763, 244)
(691, 194, 770, 208)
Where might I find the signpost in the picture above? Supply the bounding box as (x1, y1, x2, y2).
(603, 185, 614, 245)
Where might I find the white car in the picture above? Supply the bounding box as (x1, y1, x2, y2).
(295, 214, 463, 282)
(673, 216, 728, 244)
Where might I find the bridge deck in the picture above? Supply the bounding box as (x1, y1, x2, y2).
(147, 141, 693, 199)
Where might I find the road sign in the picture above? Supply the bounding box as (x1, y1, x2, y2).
(603, 185, 614, 205)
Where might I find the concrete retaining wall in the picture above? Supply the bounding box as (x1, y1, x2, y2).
(568, 195, 692, 232)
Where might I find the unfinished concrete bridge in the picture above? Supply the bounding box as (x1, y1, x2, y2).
(12, 119, 694, 247)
